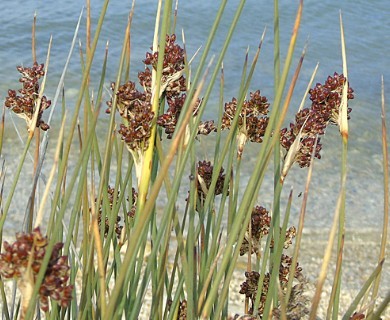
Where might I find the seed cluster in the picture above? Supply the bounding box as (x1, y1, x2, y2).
(222, 90, 270, 143)
(280, 108, 324, 167)
(107, 34, 215, 150)
(5, 62, 51, 131)
(240, 206, 271, 256)
(196, 160, 226, 204)
(272, 280, 310, 319)
(127, 187, 138, 219)
(0, 228, 73, 311)
(94, 186, 138, 238)
(239, 254, 304, 316)
(176, 299, 187, 320)
(149, 34, 216, 139)
(143, 34, 186, 98)
(280, 72, 354, 168)
(107, 81, 154, 153)
(283, 226, 297, 249)
(310, 72, 354, 125)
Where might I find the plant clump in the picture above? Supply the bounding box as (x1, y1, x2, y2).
(0, 227, 73, 312)
(4, 62, 51, 132)
(3, 6, 384, 318)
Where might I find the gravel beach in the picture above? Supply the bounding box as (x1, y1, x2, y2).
(227, 229, 389, 319)
(3, 228, 388, 319)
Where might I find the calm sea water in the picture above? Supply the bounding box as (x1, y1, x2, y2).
(0, 0, 389, 230)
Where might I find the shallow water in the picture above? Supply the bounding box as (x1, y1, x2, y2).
(0, 0, 389, 232)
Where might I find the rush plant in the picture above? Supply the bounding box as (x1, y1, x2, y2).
(0, 1, 388, 319)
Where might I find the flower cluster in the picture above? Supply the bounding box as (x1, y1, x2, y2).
(107, 34, 215, 174)
(309, 72, 354, 125)
(239, 271, 263, 309)
(272, 280, 310, 319)
(278, 254, 303, 285)
(107, 81, 154, 153)
(157, 94, 199, 139)
(239, 254, 305, 316)
(176, 299, 187, 320)
(280, 108, 324, 168)
(157, 94, 216, 139)
(280, 72, 354, 175)
(240, 206, 271, 256)
(142, 34, 186, 97)
(196, 160, 226, 206)
(94, 186, 138, 238)
(240, 206, 296, 256)
(127, 187, 138, 219)
(95, 186, 122, 238)
(237, 203, 306, 317)
(4, 62, 51, 131)
(282, 226, 297, 249)
(268, 227, 297, 252)
(147, 34, 216, 139)
(222, 90, 269, 156)
(0, 227, 73, 312)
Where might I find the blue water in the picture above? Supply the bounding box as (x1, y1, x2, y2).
(0, 0, 389, 230)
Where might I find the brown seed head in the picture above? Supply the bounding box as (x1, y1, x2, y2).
(5, 62, 51, 131)
(0, 228, 73, 312)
